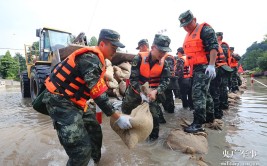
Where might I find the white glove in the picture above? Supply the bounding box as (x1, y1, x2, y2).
(115, 115, 132, 129)
(140, 92, 149, 103)
(205, 65, 216, 79)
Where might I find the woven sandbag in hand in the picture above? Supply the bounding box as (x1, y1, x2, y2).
(110, 103, 153, 149)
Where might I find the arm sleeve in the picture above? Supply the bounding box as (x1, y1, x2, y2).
(76, 53, 116, 116)
(129, 55, 142, 93)
(200, 25, 219, 52)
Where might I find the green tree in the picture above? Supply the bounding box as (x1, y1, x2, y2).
(88, 36, 98, 46)
(0, 51, 19, 79)
(14, 52, 27, 73)
(257, 52, 267, 71)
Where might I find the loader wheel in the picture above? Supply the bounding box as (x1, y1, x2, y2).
(20, 71, 30, 98)
(30, 65, 51, 102)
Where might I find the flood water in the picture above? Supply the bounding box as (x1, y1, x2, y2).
(0, 77, 266, 166)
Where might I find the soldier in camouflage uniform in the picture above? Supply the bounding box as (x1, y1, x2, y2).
(209, 32, 233, 119)
(229, 47, 242, 93)
(136, 39, 166, 123)
(162, 53, 179, 114)
(216, 32, 232, 110)
(122, 34, 171, 140)
(178, 10, 218, 133)
(42, 29, 132, 166)
(176, 47, 194, 110)
(136, 39, 150, 52)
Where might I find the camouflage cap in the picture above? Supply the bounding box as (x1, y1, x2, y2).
(230, 47, 234, 51)
(177, 47, 184, 54)
(136, 39, 149, 49)
(99, 29, 125, 48)
(216, 32, 223, 36)
(153, 34, 172, 52)
(178, 10, 194, 27)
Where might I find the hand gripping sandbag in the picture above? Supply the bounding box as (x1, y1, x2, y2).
(110, 102, 153, 149)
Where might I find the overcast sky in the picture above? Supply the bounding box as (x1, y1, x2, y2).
(0, 0, 266, 57)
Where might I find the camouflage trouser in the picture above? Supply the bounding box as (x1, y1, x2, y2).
(42, 91, 102, 166)
(178, 78, 193, 109)
(192, 65, 214, 123)
(122, 86, 160, 138)
(210, 67, 231, 118)
(162, 89, 175, 113)
(230, 67, 239, 91)
(220, 71, 230, 109)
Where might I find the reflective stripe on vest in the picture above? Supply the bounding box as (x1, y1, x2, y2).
(216, 44, 228, 67)
(139, 52, 164, 88)
(183, 23, 209, 66)
(44, 47, 108, 108)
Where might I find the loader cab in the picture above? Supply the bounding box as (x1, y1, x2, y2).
(36, 27, 72, 61)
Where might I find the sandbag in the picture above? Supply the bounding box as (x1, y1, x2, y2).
(165, 129, 208, 154)
(228, 92, 240, 99)
(110, 102, 153, 149)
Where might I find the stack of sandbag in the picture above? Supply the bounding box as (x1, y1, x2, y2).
(113, 62, 131, 96)
(104, 58, 132, 97)
(104, 59, 119, 97)
(110, 102, 153, 149)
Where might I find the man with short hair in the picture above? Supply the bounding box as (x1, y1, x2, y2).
(176, 47, 193, 110)
(229, 47, 242, 93)
(122, 34, 171, 140)
(178, 10, 218, 133)
(43, 29, 132, 165)
(215, 32, 233, 112)
(136, 39, 150, 52)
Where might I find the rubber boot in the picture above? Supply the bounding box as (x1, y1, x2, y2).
(214, 109, 223, 119)
(184, 119, 205, 133)
(149, 117, 159, 141)
(158, 108, 166, 124)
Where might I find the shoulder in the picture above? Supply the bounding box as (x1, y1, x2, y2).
(201, 24, 216, 37)
(76, 52, 100, 63)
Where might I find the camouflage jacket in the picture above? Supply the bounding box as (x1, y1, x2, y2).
(75, 53, 115, 116)
(200, 25, 219, 54)
(130, 53, 170, 94)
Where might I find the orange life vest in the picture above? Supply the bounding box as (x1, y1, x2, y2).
(183, 23, 209, 66)
(139, 52, 164, 88)
(44, 47, 108, 108)
(164, 54, 177, 77)
(180, 55, 192, 78)
(219, 41, 230, 66)
(230, 53, 239, 67)
(216, 44, 228, 67)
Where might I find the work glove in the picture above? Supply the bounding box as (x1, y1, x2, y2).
(115, 115, 132, 129)
(205, 65, 216, 79)
(140, 92, 149, 103)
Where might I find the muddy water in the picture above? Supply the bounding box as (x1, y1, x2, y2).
(0, 77, 266, 166)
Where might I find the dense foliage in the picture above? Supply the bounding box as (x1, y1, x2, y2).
(0, 51, 24, 80)
(240, 35, 267, 71)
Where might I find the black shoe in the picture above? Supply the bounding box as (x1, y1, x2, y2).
(214, 112, 223, 119)
(149, 135, 158, 141)
(159, 117, 166, 124)
(206, 113, 215, 123)
(166, 110, 174, 113)
(184, 123, 205, 133)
